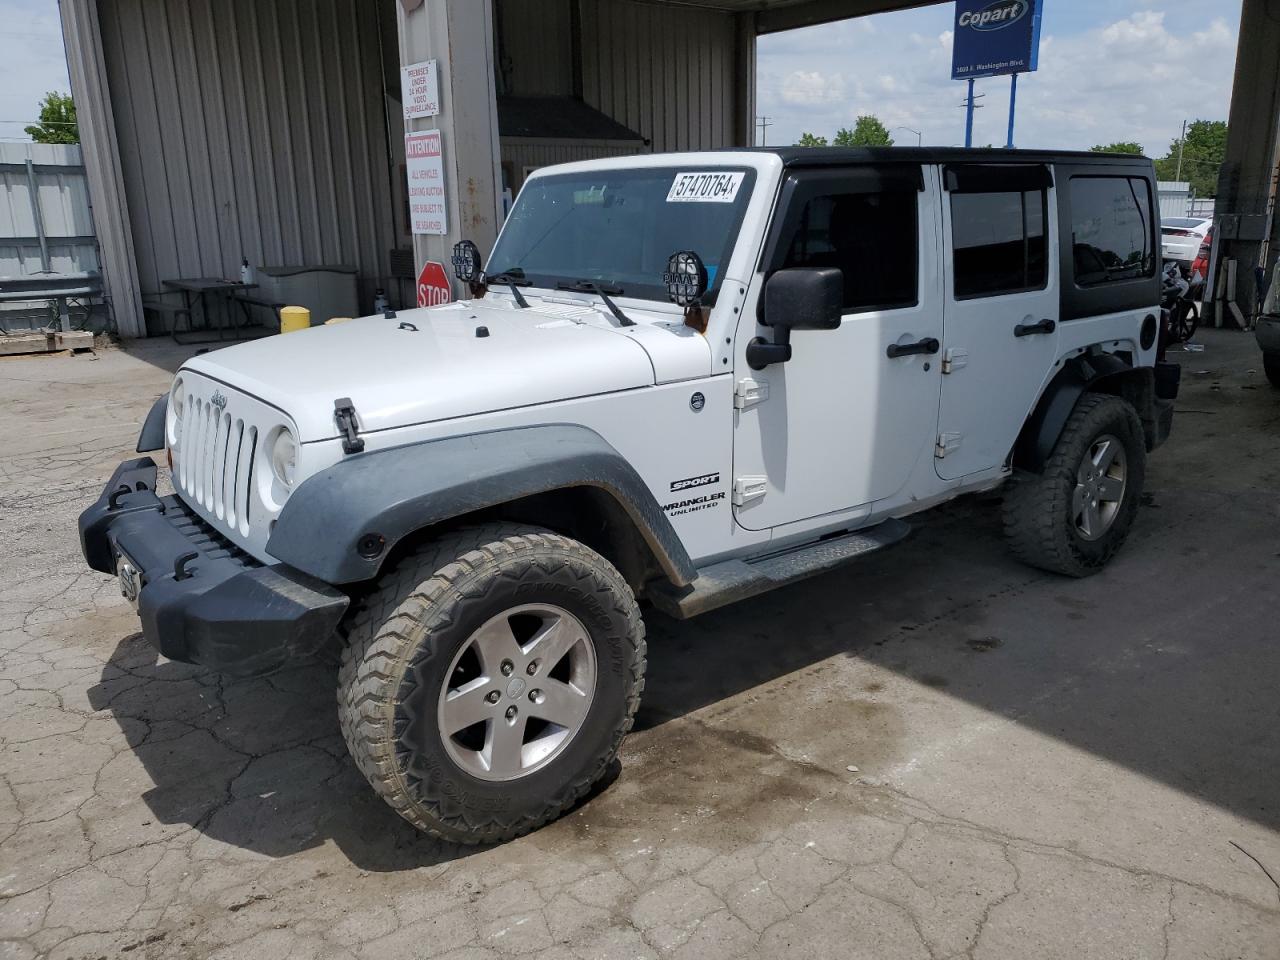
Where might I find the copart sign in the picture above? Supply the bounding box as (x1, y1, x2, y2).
(951, 0, 1041, 80)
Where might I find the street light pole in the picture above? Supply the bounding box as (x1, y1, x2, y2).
(893, 126, 923, 146)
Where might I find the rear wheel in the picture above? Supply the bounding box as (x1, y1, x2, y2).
(1003, 394, 1146, 577)
(1264, 352, 1280, 389)
(338, 524, 645, 843)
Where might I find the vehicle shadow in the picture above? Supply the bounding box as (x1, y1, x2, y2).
(89, 479, 1280, 867)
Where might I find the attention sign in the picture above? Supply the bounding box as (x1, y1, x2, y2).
(406, 130, 447, 236)
(951, 0, 1042, 80)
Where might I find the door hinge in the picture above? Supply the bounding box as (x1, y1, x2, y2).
(732, 476, 768, 506)
(936, 432, 963, 458)
(942, 347, 969, 375)
(733, 377, 769, 410)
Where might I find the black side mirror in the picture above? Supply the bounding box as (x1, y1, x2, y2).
(747, 268, 844, 370)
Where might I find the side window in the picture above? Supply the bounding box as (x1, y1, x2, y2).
(781, 190, 918, 312)
(950, 190, 1048, 298)
(1069, 176, 1155, 286)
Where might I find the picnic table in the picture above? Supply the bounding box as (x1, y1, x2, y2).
(157, 277, 283, 344)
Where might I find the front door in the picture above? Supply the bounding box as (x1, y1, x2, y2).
(936, 164, 1060, 481)
(732, 165, 945, 532)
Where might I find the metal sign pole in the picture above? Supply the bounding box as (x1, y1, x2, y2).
(965, 78, 976, 148)
(1006, 73, 1018, 149)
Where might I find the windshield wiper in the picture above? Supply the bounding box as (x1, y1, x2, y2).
(487, 267, 530, 309)
(555, 279, 635, 327)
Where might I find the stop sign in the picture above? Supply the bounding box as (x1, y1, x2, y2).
(416, 260, 452, 308)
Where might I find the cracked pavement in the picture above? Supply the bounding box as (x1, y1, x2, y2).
(2, 332, 1279, 959)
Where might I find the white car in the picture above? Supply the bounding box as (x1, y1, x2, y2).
(1161, 216, 1212, 271)
(81, 147, 1180, 844)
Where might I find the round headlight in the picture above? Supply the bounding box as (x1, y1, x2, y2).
(269, 427, 298, 490)
(168, 377, 185, 447)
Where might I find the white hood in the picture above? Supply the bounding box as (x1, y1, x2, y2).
(183, 297, 711, 442)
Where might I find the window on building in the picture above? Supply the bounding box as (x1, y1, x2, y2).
(780, 190, 918, 312)
(1070, 177, 1156, 286)
(951, 190, 1048, 298)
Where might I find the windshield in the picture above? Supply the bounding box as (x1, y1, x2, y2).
(1162, 218, 1206, 230)
(486, 167, 756, 304)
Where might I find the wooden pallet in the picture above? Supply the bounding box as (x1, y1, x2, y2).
(0, 330, 95, 356)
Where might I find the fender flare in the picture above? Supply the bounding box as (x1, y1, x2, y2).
(1015, 353, 1136, 471)
(136, 395, 167, 453)
(267, 424, 697, 587)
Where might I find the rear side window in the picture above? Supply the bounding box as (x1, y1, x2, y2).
(780, 191, 918, 312)
(951, 190, 1048, 298)
(1070, 177, 1156, 286)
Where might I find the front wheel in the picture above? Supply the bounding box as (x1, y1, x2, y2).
(1003, 394, 1147, 577)
(338, 524, 645, 844)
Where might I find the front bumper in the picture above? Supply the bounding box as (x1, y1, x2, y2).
(79, 458, 349, 677)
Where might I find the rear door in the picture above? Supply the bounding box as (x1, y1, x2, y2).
(936, 164, 1059, 480)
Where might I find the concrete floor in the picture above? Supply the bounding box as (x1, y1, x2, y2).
(1, 330, 1278, 960)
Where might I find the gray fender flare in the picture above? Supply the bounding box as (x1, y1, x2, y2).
(136, 395, 167, 453)
(1015, 353, 1136, 471)
(267, 424, 697, 587)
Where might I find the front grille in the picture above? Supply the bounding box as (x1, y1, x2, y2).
(177, 393, 258, 539)
(171, 372, 293, 563)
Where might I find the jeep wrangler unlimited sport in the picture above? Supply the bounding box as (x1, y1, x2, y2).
(81, 148, 1179, 843)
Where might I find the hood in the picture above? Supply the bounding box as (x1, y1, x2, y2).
(183, 298, 710, 442)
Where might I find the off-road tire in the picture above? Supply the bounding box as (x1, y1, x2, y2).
(1002, 394, 1146, 578)
(1264, 353, 1280, 389)
(338, 524, 646, 844)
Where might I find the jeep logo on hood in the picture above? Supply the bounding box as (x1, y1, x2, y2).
(958, 0, 1028, 31)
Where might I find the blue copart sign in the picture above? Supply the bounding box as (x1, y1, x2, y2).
(951, 0, 1042, 80)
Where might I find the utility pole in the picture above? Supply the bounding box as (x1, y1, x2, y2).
(1175, 118, 1188, 182)
(755, 116, 773, 146)
(960, 85, 984, 148)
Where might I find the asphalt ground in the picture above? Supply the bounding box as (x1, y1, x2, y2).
(1, 328, 1277, 959)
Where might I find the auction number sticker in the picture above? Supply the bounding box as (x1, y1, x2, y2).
(667, 171, 745, 203)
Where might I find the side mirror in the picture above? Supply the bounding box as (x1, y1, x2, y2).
(747, 268, 844, 370)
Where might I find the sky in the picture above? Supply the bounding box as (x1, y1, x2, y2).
(0, 0, 70, 141)
(756, 0, 1242, 154)
(0, 0, 1242, 156)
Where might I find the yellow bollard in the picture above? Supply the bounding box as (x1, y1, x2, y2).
(279, 305, 310, 334)
(324, 317, 352, 325)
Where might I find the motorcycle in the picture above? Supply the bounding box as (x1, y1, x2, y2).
(1161, 260, 1199, 346)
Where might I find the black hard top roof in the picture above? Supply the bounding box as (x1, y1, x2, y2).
(745, 146, 1154, 168)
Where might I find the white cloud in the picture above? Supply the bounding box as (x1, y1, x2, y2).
(781, 70, 848, 105)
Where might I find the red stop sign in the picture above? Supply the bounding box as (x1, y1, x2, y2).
(416, 261, 453, 308)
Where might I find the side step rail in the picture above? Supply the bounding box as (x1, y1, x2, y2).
(648, 518, 913, 619)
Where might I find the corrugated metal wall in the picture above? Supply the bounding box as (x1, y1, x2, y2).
(0, 142, 99, 280)
(580, 0, 739, 153)
(98, 0, 398, 304)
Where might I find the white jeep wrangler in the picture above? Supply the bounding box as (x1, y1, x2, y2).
(81, 148, 1179, 843)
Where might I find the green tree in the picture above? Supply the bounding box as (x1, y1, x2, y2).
(1153, 120, 1227, 197)
(795, 132, 829, 147)
(24, 92, 78, 144)
(1091, 141, 1145, 155)
(833, 115, 894, 147)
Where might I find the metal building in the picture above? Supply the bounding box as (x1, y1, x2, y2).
(57, 0, 1280, 336)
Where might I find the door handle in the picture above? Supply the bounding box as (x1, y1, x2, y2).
(1014, 318, 1056, 337)
(886, 337, 940, 359)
